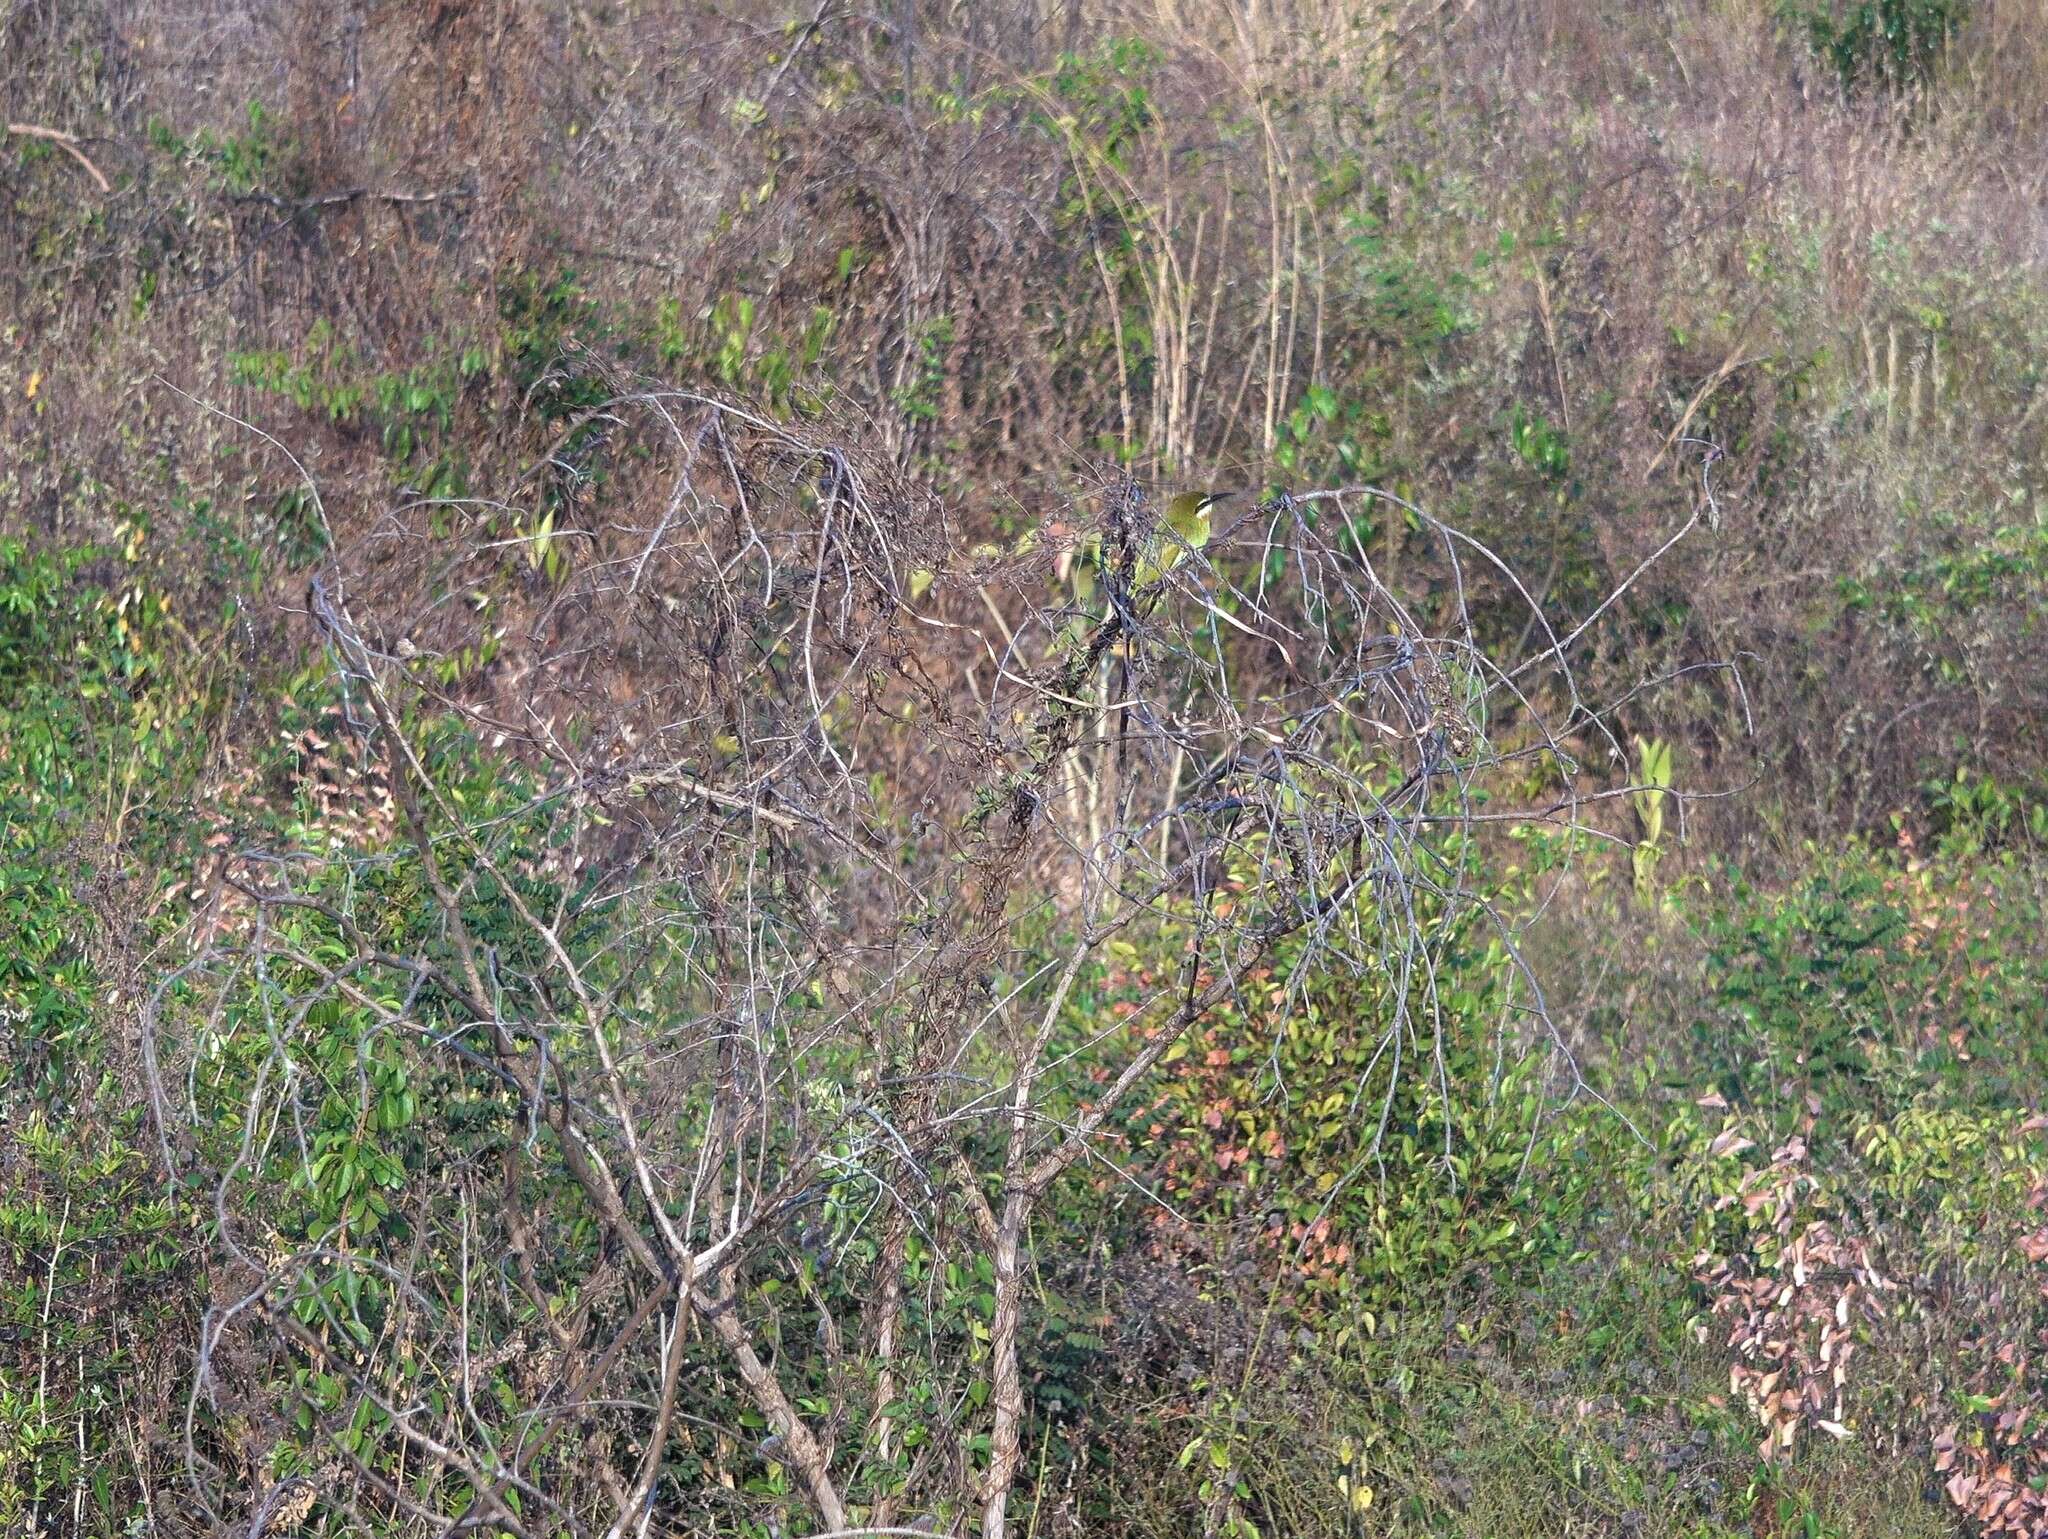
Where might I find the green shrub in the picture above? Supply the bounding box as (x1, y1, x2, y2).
(1692, 845, 2048, 1136)
(1794, 0, 1968, 92)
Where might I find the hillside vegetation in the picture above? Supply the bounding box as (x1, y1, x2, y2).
(4, 2, 2047, 1536)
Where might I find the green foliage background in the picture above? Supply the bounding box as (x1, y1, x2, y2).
(6, 0, 2048, 1534)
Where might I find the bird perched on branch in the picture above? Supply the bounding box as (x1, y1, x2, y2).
(1136, 488, 1231, 590)
(1065, 488, 1234, 621)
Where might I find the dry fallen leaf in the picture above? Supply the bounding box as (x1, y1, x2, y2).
(1708, 1127, 1755, 1159)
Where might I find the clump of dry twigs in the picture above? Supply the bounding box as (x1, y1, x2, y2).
(138, 383, 1734, 1537)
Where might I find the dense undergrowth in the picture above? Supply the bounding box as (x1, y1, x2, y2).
(6, 1, 2048, 1535)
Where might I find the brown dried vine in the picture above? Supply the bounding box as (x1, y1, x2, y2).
(145, 387, 1733, 1537)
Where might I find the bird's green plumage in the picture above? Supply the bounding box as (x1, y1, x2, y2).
(1134, 489, 1228, 590)
(1065, 489, 1233, 629)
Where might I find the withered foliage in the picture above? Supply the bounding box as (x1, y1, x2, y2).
(134, 384, 1710, 1535)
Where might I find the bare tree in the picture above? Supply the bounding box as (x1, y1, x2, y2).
(145, 387, 1725, 1537)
